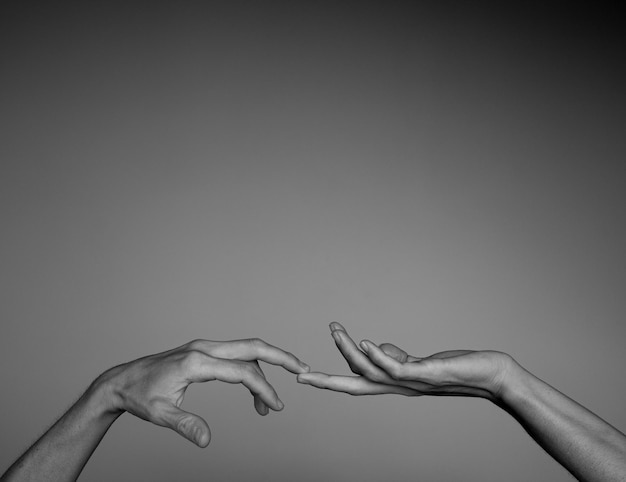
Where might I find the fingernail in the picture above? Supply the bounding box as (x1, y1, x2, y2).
(196, 433, 206, 447)
(299, 374, 316, 386)
(300, 362, 311, 372)
(360, 340, 369, 352)
(332, 331, 341, 343)
(330, 321, 346, 332)
(276, 399, 284, 410)
(194, 427, 208, 447)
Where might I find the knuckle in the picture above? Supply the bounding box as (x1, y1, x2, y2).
(389, 363, 406, 380)
(236, 361, 256, 377)
(176, 414, 195, 434)
(186, 339, 206, 351)
(182, 350, 206, 368)
(146, 398, 164, 416)
(249, 337, 267, 349)
(367, 370, 385, 383)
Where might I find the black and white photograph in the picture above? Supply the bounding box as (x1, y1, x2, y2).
(1, 3, 625, 481)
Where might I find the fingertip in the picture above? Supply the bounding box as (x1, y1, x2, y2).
(196, 430, 211, 448)
(276, 399, 284, 411)
(171, 411, 211, 448)
(190, 421, 211, 447)
(359, 340, 371, 352)
(378, 343, 410, 362)
(254, 397, 270, 416)
(329, 321, 345, 332)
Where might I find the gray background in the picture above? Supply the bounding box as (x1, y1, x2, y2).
(1, 3, 624, 481)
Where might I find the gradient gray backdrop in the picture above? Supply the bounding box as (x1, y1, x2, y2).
(1, 3, 625, 481)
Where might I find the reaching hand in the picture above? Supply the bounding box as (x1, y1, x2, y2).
(297, 323, 626, 481)
(297, 323, 512, 402)
(3, 327, 625, 482)
(99, 338, 310, 447)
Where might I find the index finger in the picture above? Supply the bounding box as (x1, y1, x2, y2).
(191, 338, 310, 374)
(297, 372, 418, 396)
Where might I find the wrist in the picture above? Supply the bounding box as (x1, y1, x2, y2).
(492, 355, 534, 409)
(86, 365, 127, 418)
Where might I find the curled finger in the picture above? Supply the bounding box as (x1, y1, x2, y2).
(251, 361, 269, 416)
(378, 343, 422, 363)
(190, 356, 285, 411)
(329, 323, 393, 383)
(360, 340, 443, 384)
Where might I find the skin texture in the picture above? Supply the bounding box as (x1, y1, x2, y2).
(2, 325, 625, 481)
(0, 338, 310, 482)
(297, 323, 626, 482)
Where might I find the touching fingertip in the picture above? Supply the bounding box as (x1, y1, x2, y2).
(196, 431, 210, 448)
(329, 321, 344, 332)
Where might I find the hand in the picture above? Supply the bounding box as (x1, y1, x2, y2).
(297, 323, 512, 402)
(96, 338, 310, 447)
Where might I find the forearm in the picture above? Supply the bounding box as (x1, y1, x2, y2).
(1, 378, 122, 482)
(498, 360, 626, 481)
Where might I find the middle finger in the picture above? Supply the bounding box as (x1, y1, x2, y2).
(329, 323, 393, 383)
(251, 361, 270, 416)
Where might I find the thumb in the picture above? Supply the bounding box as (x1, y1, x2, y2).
(378, 343, 421, 363)
(160, 404, 211, 448)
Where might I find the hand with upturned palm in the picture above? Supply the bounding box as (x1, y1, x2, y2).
(297, 323, 513, 403)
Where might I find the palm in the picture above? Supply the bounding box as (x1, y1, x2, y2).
(297, 325, 510, 402)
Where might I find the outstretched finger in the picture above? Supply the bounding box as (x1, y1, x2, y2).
(297, 372, 418, 396)
(191, 338, 310, 375)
